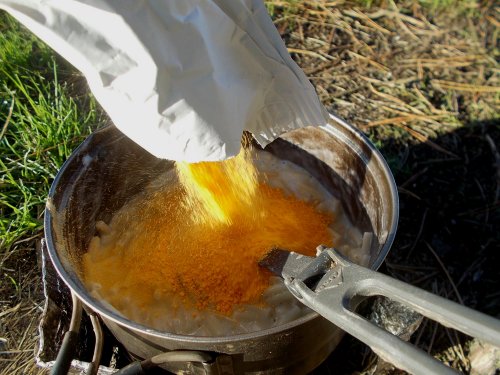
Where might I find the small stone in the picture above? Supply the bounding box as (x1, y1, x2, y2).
(468, 339, 500, 375)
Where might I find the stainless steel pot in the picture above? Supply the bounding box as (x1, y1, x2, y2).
(44, 114, 398, 374)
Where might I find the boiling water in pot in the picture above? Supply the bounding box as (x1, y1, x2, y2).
(83, 147, 366, 336)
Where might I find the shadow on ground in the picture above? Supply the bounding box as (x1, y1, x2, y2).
(3, 120, 498, 374)
(316, 119, 500, 374)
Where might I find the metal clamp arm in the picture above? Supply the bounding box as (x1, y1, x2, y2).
(290, 278, 458, 375)
(286, 249, 500, 375)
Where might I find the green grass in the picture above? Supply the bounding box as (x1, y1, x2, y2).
(0, 12, 103, 251)
(0, 1, 493, 252)
(0, 3, 497, 374)
(265, 0, 301, 18)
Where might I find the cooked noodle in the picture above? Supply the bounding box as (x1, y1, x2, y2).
(83, 150, 364, 336)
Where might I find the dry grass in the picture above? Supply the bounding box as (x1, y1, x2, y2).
(0, 12, 99, 374)
(273, 1, 498, 143)
(1, 242, 45, 374)
(1, 0, 499, 374)
(267, 0, 498, 373)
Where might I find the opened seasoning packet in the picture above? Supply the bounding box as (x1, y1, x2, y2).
(0, 0, 328, 162)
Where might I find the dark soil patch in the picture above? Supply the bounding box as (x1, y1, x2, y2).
(318, 120, 500, 374)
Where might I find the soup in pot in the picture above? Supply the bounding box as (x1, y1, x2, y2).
(83, 147, 364, 336)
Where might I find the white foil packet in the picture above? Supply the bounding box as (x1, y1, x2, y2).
(0, 0, 328, 162)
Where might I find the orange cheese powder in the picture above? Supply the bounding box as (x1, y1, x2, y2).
(83, 149, 334, 315)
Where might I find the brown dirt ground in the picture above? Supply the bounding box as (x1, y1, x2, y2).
(1, 1, 499, 374)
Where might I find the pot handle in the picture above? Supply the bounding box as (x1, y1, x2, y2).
(286, 248, 500, 375)
(51, 292, 82, 375)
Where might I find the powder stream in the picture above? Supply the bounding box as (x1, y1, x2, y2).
(175, 149, 259, 226)
(84, 149, 335, 315)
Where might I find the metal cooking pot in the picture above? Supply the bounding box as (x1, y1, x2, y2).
(44, 114, 398, 374)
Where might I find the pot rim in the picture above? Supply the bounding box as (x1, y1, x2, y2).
(44, 113, 399, 344)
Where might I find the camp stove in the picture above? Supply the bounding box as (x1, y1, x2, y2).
(40, 117, 403, 374)
(38, 116, 500, 374)
(37, 238, 430, 375)
(37, 240, 130, 374)
(39, 240, 225, 374)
